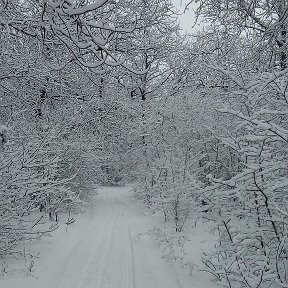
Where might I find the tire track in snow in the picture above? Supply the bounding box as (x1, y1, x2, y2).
(129, 224, 136, 288)
(52, 196, 116, 288)
(77, 212, 115, 288)
(77, 198, 120, 288)
(95, 203, 121, 288)
(97, 198, 135, 288)
(51, 208, 110, 288)
(47, 187, 192, 288)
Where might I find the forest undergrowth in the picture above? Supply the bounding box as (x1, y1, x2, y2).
(2, 1, 288, 288)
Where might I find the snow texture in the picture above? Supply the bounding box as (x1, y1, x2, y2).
(0, 186, 217, 288)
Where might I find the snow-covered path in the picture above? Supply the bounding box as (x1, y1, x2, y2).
(2, 186, 197, 288)
(50, 186, 184, 288)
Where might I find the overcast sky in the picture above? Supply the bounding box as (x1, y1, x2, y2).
(171, 0, 200, 33)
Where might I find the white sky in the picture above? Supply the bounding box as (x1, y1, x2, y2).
(171, 0, 201, 34)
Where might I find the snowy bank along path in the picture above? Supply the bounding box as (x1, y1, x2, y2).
(1, 186, 217, 288)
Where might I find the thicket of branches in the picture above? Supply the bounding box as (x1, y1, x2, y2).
(2, 1, 288, 287)
(0, 0, 180, 258)
(132, 1, 288, 288)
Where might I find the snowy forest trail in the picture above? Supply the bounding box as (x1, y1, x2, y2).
(45, 186, 187, 288)
(2, 186, 195, 288)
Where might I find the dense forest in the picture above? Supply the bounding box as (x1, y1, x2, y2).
(1, 0, 288, 287)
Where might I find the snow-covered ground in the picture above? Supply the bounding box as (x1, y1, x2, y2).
(1, 186, 218, 288)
